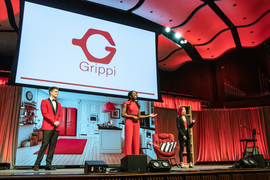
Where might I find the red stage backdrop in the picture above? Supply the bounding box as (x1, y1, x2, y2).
(155, 106, 270, 163)
(193, 107, 269, 162)
(154, 95, 202, 111)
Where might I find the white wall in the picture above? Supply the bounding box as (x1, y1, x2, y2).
(17, 87, 39, 147)
(17, 125, 35, 148)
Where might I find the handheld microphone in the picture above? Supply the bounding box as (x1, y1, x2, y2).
(252, 129, 256, 138)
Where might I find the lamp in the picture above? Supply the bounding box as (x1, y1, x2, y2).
(102, 101, 115, 113)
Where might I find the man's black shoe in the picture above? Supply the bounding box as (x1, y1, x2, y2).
(45, 166, 57, 170)
(33, 166, 39, 171)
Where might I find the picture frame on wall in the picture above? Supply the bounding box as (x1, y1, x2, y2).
(111, 109, 120, 119)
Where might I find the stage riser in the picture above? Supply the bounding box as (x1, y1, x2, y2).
(1, 172, 270, 180)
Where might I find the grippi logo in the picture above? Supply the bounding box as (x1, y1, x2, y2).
(72, 29, 116, 77)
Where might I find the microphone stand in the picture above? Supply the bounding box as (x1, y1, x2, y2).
(240, 125, 260, 138)
(240, 125, 260, 156)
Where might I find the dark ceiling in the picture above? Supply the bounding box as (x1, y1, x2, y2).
(0, 0, 270, 73)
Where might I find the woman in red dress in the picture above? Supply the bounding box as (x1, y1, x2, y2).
(121, 91, 157, 156)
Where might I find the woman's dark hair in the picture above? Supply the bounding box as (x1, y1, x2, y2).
(127, 91, 140, 109)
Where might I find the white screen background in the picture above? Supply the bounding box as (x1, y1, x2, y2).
(15, 1, 159, 100)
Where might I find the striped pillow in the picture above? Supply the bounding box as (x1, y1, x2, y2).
(159, 142, 177, 153)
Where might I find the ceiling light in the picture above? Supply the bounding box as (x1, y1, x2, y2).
(175, 33, 181, 38)
(180, 39, 187, 44)
(165, 27, 171, 32)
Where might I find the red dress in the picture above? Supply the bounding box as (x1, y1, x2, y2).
(124, 100, 140, 156)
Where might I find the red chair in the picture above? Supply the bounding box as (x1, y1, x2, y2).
(152, 133, 179, 167)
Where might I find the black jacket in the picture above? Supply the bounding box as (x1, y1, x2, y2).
(176, 116, 194, 140)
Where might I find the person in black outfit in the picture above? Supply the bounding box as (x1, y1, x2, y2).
(33, 87, 63, 171)
(176, 106, 195, 168)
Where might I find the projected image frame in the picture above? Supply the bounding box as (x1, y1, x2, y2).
(8, 0, 162, 102)
(15, 87, 157, 166)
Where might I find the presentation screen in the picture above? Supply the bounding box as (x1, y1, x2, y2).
(11, 0, 160, 101)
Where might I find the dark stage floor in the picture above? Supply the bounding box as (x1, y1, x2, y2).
(1, 165, 270, 180)
(0, 165, 255, 175)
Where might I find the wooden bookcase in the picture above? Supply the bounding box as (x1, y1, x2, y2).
(19, 101, 38, 126)
(179, 105, 194, 164)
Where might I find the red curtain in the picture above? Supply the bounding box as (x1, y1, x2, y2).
(0, 85, 22, 167)
(154, 95, 202, 111)
(0, 77, 8, 85)
(155, 106, 270, 163)
(194, 107, 269, 162)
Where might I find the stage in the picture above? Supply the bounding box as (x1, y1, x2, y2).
(1, 165, 270, 180)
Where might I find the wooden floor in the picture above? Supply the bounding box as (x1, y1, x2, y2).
(2, 165, 233, 174)
(15, 135, 152, 166)
(1, 165, 270, 180)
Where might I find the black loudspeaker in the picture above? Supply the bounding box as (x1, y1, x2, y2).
(249, 154, 265, 168)
(265, 159, 270, 168)
(121, 155, 147, 173)
(148, 159, 171, 172)
(233, 156, 257, 168)
(0, 163, 10, 170)
(84, 161, 108, 173)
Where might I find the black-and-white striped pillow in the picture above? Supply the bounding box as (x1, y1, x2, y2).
(159, 142, 177, 153)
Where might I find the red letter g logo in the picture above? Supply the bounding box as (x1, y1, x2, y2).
(72, 29, 116, 64)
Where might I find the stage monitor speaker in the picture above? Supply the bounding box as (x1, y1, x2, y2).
(249, 154, 265, 168)
(233, 156, 257, 168)
(84, 160, 108, 173)
(148, 159, 171, 172)
(0, 163, 10, 170)
(265, 159, 270, 168)
(121, 155, 147, 173)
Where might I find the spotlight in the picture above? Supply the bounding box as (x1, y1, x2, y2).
(165, 27, 171, 32)
(175, 33, 181, 38)
(180, 39, 187, 44)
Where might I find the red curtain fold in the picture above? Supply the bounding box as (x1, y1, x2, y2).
(194, 107, 269, 162)
(156, 106, 270, 163)
(260, 107, 270, 158)
(154, 95, 202, 111)
(195, 109, 236, 162)
(0, 77, 8, 85)
(0, 85, 22, 167)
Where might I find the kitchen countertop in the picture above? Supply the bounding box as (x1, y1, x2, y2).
(98, 126, 122, 130)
